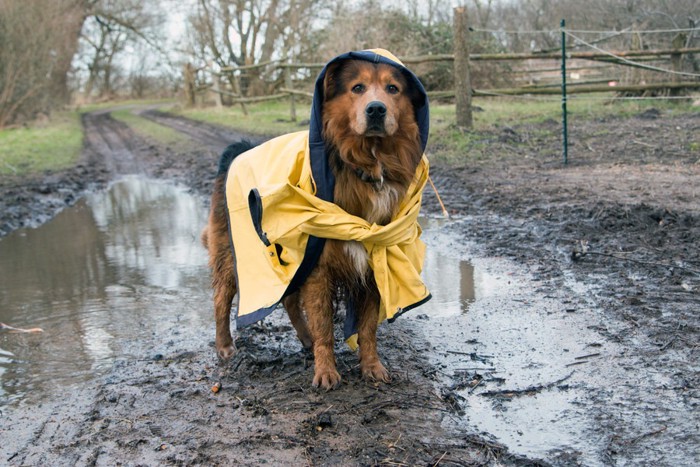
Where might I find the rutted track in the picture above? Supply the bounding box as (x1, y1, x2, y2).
(139, 108, 264, 149)
(2, 108, 541, 466)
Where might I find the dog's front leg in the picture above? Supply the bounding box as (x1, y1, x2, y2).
(302, 269, 341, 390)
(357, 286, 391, 383)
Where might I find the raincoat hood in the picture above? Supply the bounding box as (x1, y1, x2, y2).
(308, 48, 430, 202)
(224, 49, 431, 347)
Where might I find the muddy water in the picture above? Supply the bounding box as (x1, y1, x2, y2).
(416, 218, 611, 464)
(0, 177, 210, 406)
(3, 182, 687, 465)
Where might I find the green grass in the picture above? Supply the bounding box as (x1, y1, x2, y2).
(171, 99, 310, 136)
(174, 93, 698, 138)
(77, 98, 176, 114)
(0, 112, 83, 175)
(111, 108, 190, 147)
(429, 95, 699, 165)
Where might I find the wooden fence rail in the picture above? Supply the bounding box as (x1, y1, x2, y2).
(184, 7, 699, 125)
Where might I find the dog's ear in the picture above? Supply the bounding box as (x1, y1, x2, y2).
(323, 59, 347, 102)
(401, 69, 426, 111)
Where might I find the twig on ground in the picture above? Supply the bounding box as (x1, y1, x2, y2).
(432, 451, 448, 466)
(0, 322, 44, 333)
(479, 371, 574, 398)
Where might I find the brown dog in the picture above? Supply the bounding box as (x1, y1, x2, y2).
(203, 56, 425, 390)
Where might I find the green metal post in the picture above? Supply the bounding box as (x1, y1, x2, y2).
(561, 19, 569, 165)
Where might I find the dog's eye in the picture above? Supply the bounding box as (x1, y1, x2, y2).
(351, 84, 365, 94)
(386, 84, 399, 94)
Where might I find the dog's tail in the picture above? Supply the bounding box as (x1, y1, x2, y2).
(203, 140, 258, 250)
(217, 140, 257, 176)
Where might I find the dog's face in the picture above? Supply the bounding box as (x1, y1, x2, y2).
(321, 59, 423, 187)
(323, 60, 420, 138)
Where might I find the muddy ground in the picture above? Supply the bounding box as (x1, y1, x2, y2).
(1, 105, 699, 466)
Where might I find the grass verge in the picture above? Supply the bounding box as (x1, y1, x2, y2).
(171, 99, 309, 136)
(0, 112, 83, 176)
(111, 108, 190, 147)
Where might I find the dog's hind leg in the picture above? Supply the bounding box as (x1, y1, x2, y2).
(356, 286, 391, 383)
(212, 245, 237, 360)
(207, 175, 238, 360)
(302, 270, 341, 390)
(283, 292, 313, 349)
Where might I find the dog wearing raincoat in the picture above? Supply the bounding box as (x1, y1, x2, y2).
(202, 49, 431, 390)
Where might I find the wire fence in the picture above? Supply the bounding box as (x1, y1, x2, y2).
(470, 26, 700, 35)
(185, 15, 699, 164)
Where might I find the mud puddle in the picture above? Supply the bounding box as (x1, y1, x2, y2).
(416, 217, 613, 463)
(416, 217, 699, 466)
(0, 176, 209, 406)
(3, 173, 696, 465)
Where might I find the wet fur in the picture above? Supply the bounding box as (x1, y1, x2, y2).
(203, 60, 423, 390)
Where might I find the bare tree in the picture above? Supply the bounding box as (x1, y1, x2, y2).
(76, 0, 165, 101)
(0, 0, 85, 127)
(187, 0, 325, 96)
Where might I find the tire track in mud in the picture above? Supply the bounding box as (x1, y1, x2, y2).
(81, 111, 146, 175)
(8, 107, 697, 465)
(138, 108, 264, 150)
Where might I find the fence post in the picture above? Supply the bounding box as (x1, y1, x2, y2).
(285, 65, 297, 122)
(670, 33, 686, 97)
(454, 6, 473, 130)
(183, 63, 196, 108)
(560, 19, 569, 166)
(211, 62, 223, 109)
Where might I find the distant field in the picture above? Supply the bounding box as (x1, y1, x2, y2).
(171, 94, 699, 164)
(1, 95, 695, 176)
(0, 112, 83, 176)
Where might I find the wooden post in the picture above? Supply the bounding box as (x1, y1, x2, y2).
(211, 62, 223, 109)
(560, 19, 569, 166)
(226, 69, 248, 116)
(454, 6, 473, 130)
(285, 65, 297, 122)
(183, 63, 196, 108)
(688, 19, 699, 73)
(670, 33, 686, 97)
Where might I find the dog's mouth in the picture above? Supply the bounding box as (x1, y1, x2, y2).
(363, 126, 386, 137)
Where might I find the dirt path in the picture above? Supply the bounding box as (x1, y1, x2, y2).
(1, 110, 537, 466)
(1, 106, 699, 466)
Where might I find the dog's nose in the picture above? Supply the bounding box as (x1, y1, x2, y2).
(365, 101, 387, 119)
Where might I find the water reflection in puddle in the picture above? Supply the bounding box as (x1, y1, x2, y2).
(0, 177, 210, 405)
(419, 217, 507, 318)
(413, 218, 608, 463)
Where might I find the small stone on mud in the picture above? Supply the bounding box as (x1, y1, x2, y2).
(211, 382, 222, 393)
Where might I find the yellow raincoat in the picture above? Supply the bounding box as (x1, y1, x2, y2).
(224, 49, 431, 347)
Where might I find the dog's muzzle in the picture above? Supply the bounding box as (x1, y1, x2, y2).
(365, 101, 386, 134)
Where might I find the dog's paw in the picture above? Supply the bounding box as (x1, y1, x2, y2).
(216, 343, 237, 360)
(361, 361, 391, 383)
(312, 367, 342, 391)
